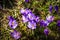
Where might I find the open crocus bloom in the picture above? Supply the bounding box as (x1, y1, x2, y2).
(27, 21, 36, 29)
(8, 16, 18, 29)
(46, 15, 54, 22)
(27, 12, 35, 21)
(10, 30, 21, 39)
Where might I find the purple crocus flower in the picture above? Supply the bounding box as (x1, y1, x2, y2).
(57, 20, 60, 27)
(8, 16, 18, 29)
(27, 21, 36, 29)
(49, 5, 53, 13)
(46, 15, 54, 22)
(44, 28, 49, 35)
(27, 12, 35, 21)
(10, 30, 21, 39)
(54, 5, 58, 12)
(22, 15, 28, 23)
(40, 20, 49, 27)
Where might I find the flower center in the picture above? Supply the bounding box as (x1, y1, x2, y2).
(12, 21, 14, 25)
(32, 24, 34, 27)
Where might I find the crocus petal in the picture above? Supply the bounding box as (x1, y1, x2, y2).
(8, 16, 14, 21)
(25, 9, 31, 15)
(22, 15, 28, 23)
(20, 8, 25, 14)
(35, 16, 40, 22)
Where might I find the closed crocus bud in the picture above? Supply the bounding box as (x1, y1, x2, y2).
(57, 20, 60, 27)
(10, 30, 21, 39)
(44, 28, 49, 35)
(54, 5, 58, 12)
(49, 5, 53, 13)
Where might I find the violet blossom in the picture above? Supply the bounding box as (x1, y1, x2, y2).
(27, 21, 36, 29)
(49, 5, 53, 13)
(46, 15, 54, 22)
(8, 16, 18, 29)
(54, 5, 58, 12)
(27, 12, 36, 21)
(10, 30, 21, 39)
(44, 28, 49, 35)
(40, 20, 50, 27)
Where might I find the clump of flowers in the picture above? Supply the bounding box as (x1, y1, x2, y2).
(20, 8, 40, 29)
(8, 16, 21, 39)
(40, 14, 54, 27)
